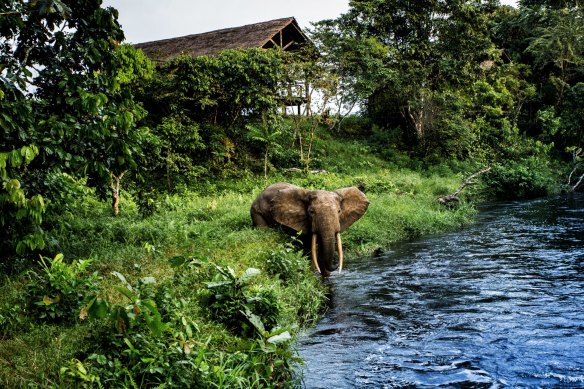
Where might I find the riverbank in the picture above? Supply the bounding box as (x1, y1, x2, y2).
(0, 141, 478, 387)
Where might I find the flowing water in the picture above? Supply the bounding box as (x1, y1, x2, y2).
(297, 194, 584, 388)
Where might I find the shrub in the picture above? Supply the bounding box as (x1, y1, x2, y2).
(25, 254, 99, 324)
(68, 272, 208, 388)
(337, 115, 373, 139)
(202, 266, 281, 338)
(265, 242, 306, 283)
(485, 158, 560, 199)
(0, 302, 26, 336)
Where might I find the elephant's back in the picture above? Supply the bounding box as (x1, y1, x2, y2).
(264, 182, 300, 192)
(251, 182, 299, 226)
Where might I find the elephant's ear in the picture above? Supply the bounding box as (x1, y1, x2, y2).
(270, 187, 310, 233)
(335, 187, 369, 232)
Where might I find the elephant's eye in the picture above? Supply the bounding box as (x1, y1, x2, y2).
(308, 207, 315, 215)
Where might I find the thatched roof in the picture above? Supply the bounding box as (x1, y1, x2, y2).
(135, 17, 310, 62)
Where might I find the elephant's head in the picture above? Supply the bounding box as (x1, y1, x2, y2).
(269, 185, 369, 276)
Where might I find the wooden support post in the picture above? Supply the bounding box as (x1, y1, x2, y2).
(282, 40, 295, 51)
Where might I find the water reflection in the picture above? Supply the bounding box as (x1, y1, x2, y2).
(298, 194, 584, 388)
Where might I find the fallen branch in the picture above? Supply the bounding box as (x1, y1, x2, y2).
(439, 166, 491, 207)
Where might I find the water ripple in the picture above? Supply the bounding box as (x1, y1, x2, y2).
(298, 194, 584, 388)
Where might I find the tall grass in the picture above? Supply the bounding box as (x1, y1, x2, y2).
(0, 137, 478, 387)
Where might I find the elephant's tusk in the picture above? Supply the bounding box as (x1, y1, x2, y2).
(311, 233, 321, 274)
(336, 233, 343, 273)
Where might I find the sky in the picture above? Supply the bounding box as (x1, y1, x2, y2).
(102, 0, 518, 44)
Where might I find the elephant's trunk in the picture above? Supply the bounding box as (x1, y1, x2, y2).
(318, 232, 338, 276)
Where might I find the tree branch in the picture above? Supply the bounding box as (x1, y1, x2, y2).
(568, 163, 583, 192)
(439, 166, 491, 207)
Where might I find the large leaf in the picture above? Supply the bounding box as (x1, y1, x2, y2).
(205, 281, 232, 289)
(114, 286, 137, 301)
(86, 297, 109, 320)
(141, 299, 168, 337)
(239, 268, 261, 285)
(242, 309, 266, 335)
(267, 331, 292, 345)
(112, 271, 131, 289)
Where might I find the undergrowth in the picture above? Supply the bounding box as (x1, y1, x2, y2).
(0, 138, 479, 388)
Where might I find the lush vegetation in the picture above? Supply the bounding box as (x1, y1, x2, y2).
(1, 0, 583, 387)
(0, 131, 478, 387)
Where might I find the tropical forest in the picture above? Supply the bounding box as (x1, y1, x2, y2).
(1, 0, 583, 387)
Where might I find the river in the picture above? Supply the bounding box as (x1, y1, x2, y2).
(297, 194, 584, 388)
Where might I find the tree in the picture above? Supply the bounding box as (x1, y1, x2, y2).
(525, 7, 584, 107)
(520, 0, 580, 8)
(246, 113, 284, 179)
(309, 20, 392, 122)
(145, 49, 284, 129)
(1, 0, 153, 258)
(558, 83, 584, 149)
(138, 49, 286, 188)
(566, 146, 583, 191)
(313, 0, 500, 156)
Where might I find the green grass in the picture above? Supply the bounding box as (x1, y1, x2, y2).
(0, 137, 478, 388)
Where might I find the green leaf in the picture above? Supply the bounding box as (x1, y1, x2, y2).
(114, 286, 137, 301)
(42, 295, 60, 306)
(123, 338, 134, 350)
(267, 331, 291, 344)
(8, 150, 23, 167)
(242, 309, 266, 335)
(205, 281, 232, 289)
(168, 255, 189, 267)
(239, 267, 260, 285)
(226, 266, 237, 279)
(111, 271, 132, 289)
(86, 297, 109, 319)
(141, 299, 168, 336)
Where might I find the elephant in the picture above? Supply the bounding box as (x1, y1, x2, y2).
(250, 183, 369, 276)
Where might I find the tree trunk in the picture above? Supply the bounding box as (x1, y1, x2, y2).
(264, 148, 269, 179)
(110, 171, 126, 216)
